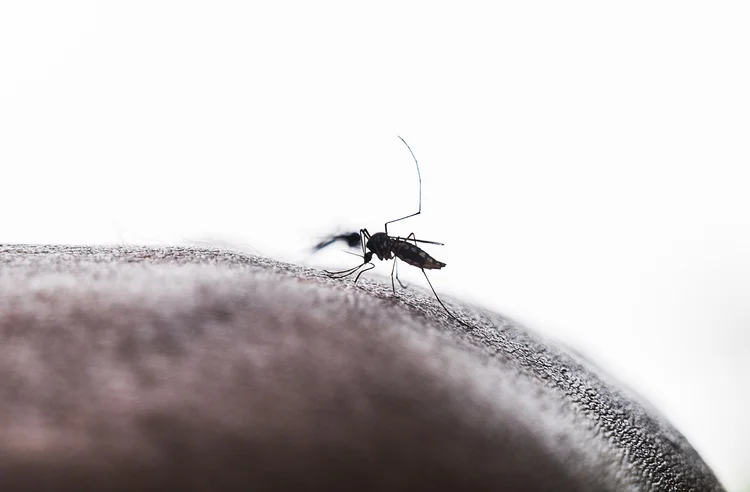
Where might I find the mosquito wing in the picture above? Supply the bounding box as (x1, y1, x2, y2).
(392, 236, 445, 246)
(312, 231, 362, 252)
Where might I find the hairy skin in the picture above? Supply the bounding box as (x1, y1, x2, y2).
(0, 245, 724, 491)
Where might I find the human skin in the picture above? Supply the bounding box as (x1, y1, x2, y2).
(0, 245, 725, 491)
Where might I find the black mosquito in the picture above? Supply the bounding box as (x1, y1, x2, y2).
(325, 137, 468, 327)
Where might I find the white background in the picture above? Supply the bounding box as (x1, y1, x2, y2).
(1, 2, 748, 489)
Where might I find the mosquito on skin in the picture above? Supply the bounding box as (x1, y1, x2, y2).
(324, 137, 468, 327)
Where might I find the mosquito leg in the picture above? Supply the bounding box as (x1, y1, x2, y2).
(390, 259, 397, 294)
(420, 268, 469, 328)
(395, 234, 419, 290)
(389, 258, 408, 293)
(360, 229, 368, 257)
(385, 213, 421, 237)
(325, 230, 371, 282)
(384, 137, 422, 235)
(325, 263, 365, 278)
(394, 258, 408, 290)
(353, 262, 375, 284)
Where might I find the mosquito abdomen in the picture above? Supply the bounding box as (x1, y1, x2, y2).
(392, 240, 446, 270)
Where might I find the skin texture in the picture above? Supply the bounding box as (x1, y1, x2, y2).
(0, 245, 725, 491)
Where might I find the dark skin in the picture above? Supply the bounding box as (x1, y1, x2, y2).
(0, 246, 724, 492)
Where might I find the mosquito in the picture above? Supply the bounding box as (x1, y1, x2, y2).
(324, 137, 468, 327)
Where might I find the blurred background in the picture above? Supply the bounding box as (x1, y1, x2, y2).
(1, 2, 748, 489)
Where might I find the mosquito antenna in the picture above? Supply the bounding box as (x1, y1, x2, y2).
(384, 137, 422, 235)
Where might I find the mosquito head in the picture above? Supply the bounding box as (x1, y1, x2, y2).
(364, 232, 392, 261)
(340, 249, 374, 265)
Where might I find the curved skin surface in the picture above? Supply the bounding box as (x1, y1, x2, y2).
(0, 245, 724, 491)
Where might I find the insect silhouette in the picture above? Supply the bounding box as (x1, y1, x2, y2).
(324, 137, 468, 327)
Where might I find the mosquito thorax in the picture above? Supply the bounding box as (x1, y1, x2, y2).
(366, 232, 392, 260)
